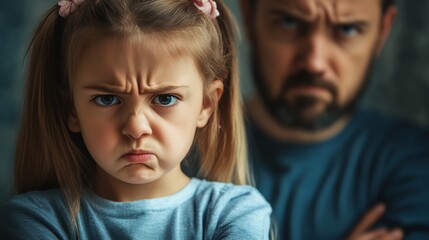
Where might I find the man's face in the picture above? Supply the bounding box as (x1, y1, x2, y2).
(245, 0, 394, 130)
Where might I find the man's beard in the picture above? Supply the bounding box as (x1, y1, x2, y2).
(251, 55, 374, 131)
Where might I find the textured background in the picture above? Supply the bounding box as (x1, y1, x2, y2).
(1, 0, 428, 205)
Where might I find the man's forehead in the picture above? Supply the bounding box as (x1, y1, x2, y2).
(262, 0, 381, 21)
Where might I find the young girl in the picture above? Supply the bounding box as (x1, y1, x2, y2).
(0, 0, 271, 239)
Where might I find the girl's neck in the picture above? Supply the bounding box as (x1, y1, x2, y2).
(94, 167, 190, 202)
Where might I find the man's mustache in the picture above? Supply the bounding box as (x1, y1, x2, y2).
(279, 71, 337, 98)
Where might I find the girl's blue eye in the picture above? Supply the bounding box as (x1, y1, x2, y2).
(153, 94, 178, 106)
(338, 24, 359, 37)
(94, 95, 120, 106)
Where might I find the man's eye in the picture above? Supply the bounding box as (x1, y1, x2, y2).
(280, 16, 299, 29)
(94, 95, 120, 106)
(338, 24, 360, 37)
(153, 94, 179, 106)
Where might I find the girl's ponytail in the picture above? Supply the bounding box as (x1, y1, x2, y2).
(196, 1, 251, 186)
(15, 6, 86, 228)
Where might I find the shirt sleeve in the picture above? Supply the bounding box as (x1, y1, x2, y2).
(0, 194, 71, 240)
(211, 185, 272, 240)
(380, 135, 429, 240)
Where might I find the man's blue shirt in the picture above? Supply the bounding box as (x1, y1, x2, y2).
(247, 109, 429, 239)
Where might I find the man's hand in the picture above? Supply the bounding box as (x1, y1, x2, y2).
(347, 204, 403, 240)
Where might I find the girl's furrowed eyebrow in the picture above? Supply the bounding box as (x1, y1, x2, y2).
(82, 84, 190, 94)
(140, 85, 190, 94)
(82, 84, 125, 93)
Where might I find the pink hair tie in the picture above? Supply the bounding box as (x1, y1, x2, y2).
(58, 0, 85, 18)
(194, 0, 220, 19)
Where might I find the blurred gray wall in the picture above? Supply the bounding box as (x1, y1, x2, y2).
(1, 0, 428, 205)
(0, 0, 53, 204)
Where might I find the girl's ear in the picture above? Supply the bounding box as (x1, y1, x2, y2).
(68, 109, 81, 133)
(197, 80, 224, 128)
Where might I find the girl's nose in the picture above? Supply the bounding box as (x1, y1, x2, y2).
(121, 112, 152, 140)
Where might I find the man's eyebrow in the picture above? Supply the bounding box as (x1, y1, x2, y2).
(334, 20, 369, 29)
(267, 7, 372, 26)
(267, 8, 313, 22)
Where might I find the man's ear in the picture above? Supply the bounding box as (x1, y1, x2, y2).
(68, 109, 81, 133)
(376, 6, 397, 55)
(239, 0, 254, 41)
(197, 80, 224, 128)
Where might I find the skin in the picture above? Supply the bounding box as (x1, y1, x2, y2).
(68, 36, 223, 202)
(241, 0, 396, 142)
(347, 203, 403, 240)
(240, 0, 402, 238)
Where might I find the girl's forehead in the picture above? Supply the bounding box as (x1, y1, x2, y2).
(93, 32, 197, 58)
(75, 30, 204, 63)
(69, 30, 204, 75)
(71, 35, 204, 91)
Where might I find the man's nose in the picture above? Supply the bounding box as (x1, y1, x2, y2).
(121, 110, 152, 140)
(298, 33, 329, 75)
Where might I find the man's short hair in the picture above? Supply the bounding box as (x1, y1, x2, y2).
(249, 0, 395, 13)
(382, 0, 395, 12)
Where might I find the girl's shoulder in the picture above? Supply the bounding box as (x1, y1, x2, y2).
(4, 189, 65, 211)
(193, 178, 271, 211)
(2, 189, 69, 223)
(195, 178, 261, 196)
(0, 189, 71, 239)
(192, 179, 272, 239)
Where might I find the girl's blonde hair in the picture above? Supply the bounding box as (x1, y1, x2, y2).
(15, 0, 248, 228)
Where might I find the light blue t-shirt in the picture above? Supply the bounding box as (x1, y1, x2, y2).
(0, 178, 272, 239)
